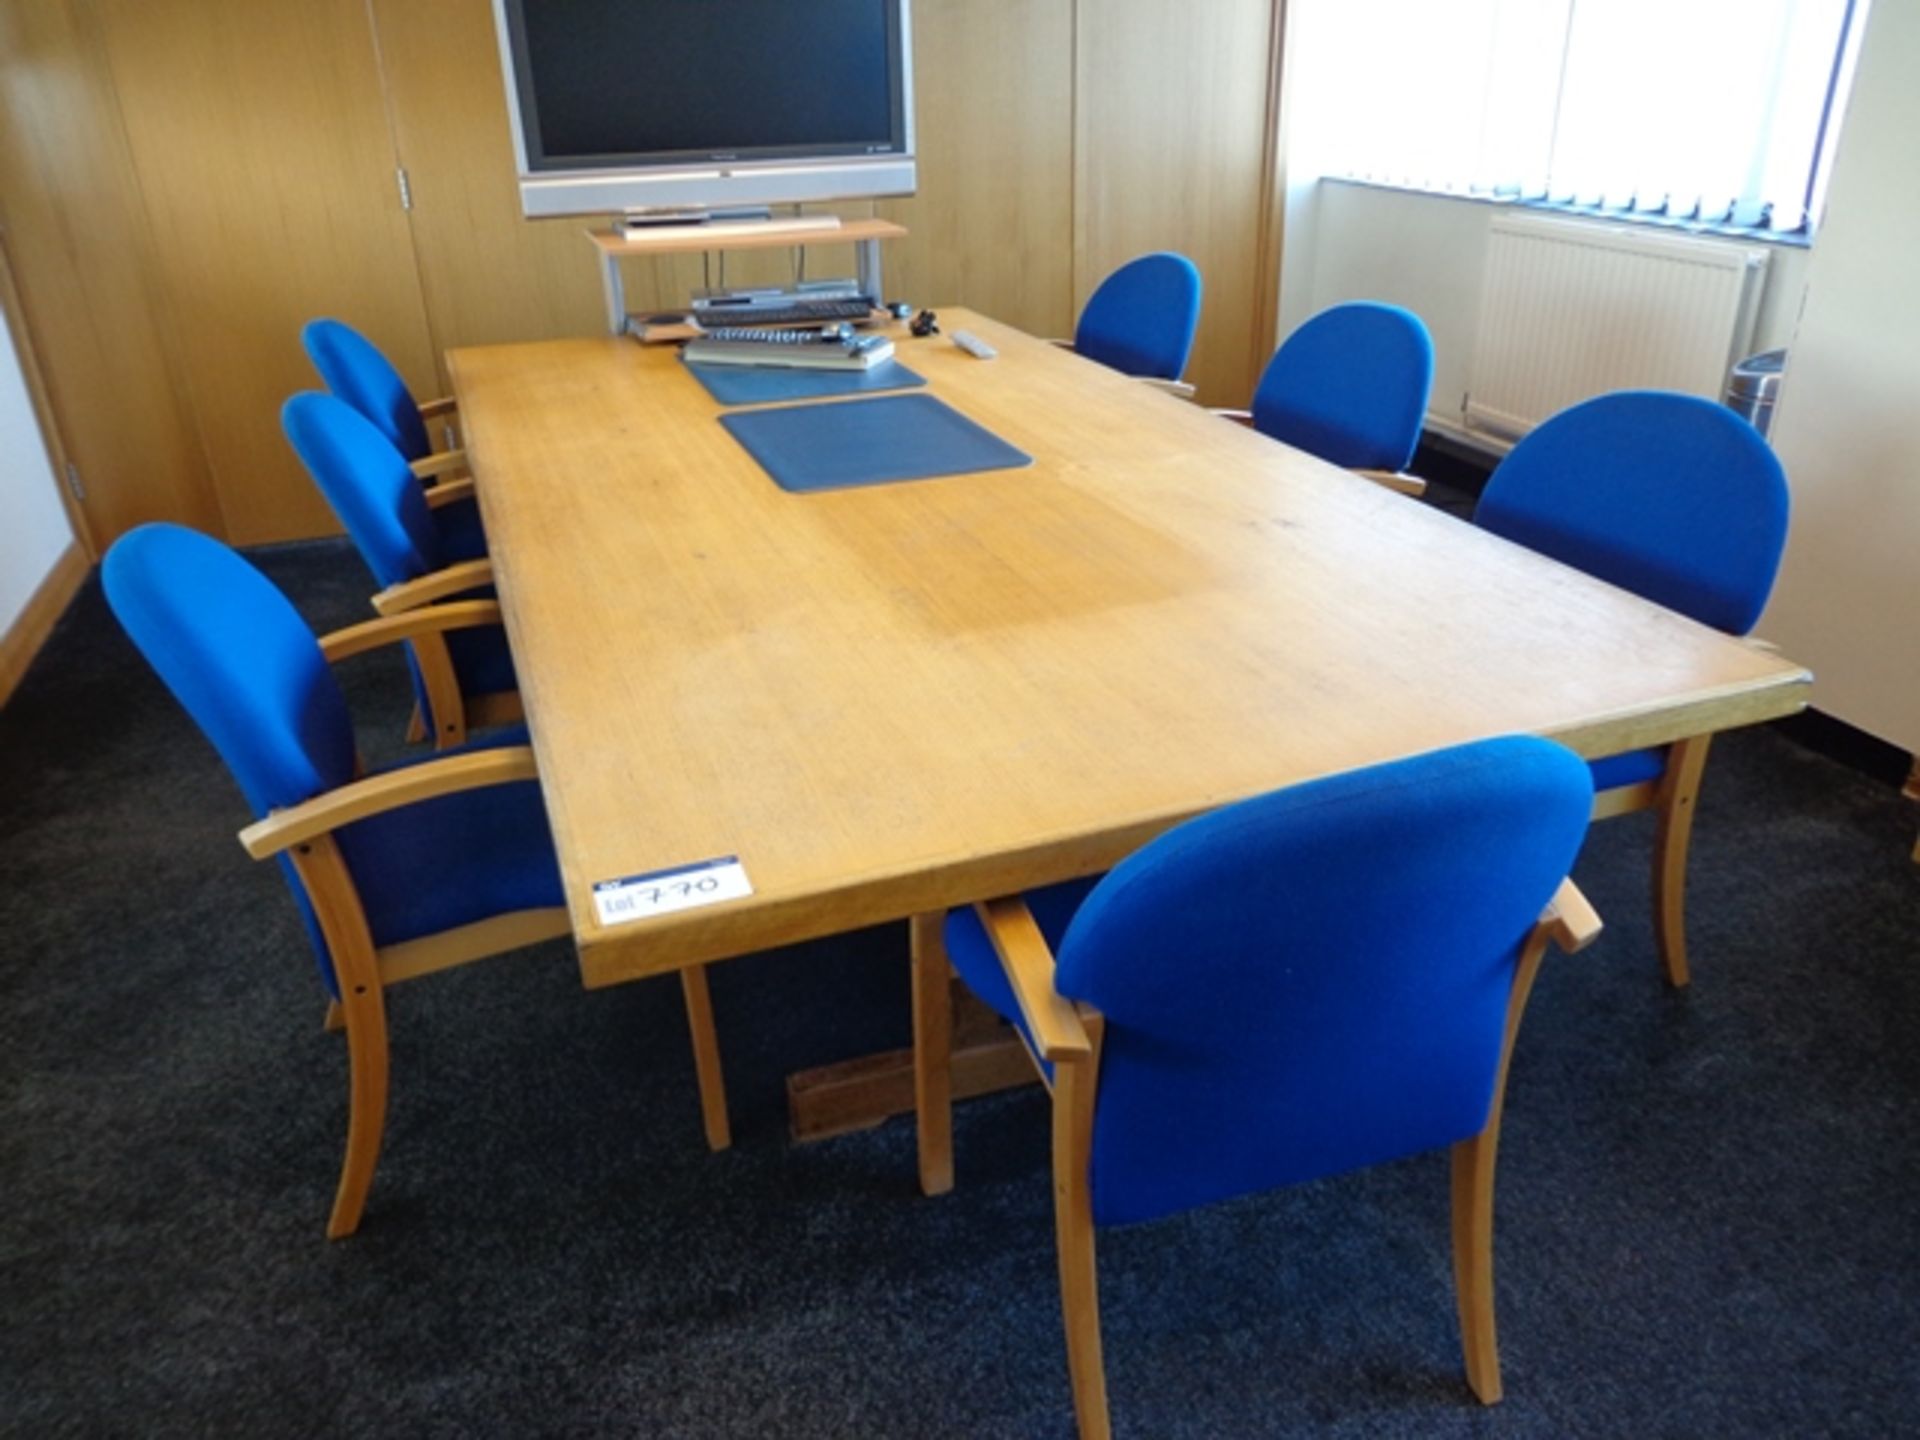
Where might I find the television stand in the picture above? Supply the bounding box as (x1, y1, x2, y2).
(586, 215, 907, 335)
(614, 206, 776, 231)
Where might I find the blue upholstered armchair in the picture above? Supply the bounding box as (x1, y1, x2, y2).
(1055, 252, 1204, 397)
(104, 524, 730, 1237)
(912, 736, 1600, 1437)
(1224, 300, 1435, 496)
(302, 316, 466, 481)
(1475, 389, 1791, 988)
(283, 391, 508, 747)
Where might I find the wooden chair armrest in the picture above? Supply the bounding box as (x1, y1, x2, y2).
(410, 449, 469, 483)
(1353, 468, 1428, 498)
(1541, 878, 1602, 953)
(417, 395, 459, 420)
(318, 598, 503, 663)
(371, 558, 496, 616)
(1211, 408, 1256, 427)
(974, 896, 1092, 1061)
(1138, 377, 1197, 400)
(239, 746, 537, 859)
(422, 476, 475, 510)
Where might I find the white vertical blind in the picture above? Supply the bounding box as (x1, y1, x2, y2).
(1301, 0, 1861, 233)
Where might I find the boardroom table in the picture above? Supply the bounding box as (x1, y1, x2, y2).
(448, 308, 1810, 1184)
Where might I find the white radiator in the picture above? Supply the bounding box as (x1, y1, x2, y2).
(1463, 215, 1769, 441)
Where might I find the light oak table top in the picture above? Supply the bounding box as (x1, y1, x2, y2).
(449, 309, 1810, 987)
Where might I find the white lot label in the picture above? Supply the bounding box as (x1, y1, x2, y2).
(592, 856, 753, 927)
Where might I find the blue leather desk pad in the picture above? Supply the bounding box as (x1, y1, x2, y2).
(718, 394, 1033, 493)
(684, 358, 927, 407)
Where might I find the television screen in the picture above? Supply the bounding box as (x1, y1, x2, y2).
(510, 0, 906, 169)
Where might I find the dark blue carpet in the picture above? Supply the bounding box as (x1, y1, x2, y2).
(1, 537, 1916, 1437)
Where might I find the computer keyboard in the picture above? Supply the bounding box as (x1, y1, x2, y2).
(691, 298, 877, 329)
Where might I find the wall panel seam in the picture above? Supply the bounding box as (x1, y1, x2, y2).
(74, 0, 229, 541)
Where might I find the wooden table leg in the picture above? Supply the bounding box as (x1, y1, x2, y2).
(911, 914, 954, 1195)
(787, 987, 1037, 1145)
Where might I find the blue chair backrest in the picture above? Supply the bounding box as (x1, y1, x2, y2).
(1051, 735, 1592, 1228)
(282, 391, 444, 590)
(1474, 391, 1790, 635)
(301, 318, 433, 463)
(1074, 253, 1203, 383)
(103, 524, 354, 820)
(1252, 301, 1434, 471)
(105, 524, 360, 996)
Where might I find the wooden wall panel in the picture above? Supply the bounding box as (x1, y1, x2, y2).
(368, 0, 605, 376)
(878, 0, 1076, 338)
(0, 0, 217, 547)
(371, 0, 867, 363)
(0, 1, 1287, 545)
(1075, 0, 1279, 406)
(90, 0, 437, 544)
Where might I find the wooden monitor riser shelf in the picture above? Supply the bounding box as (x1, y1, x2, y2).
(448, 309, 1811, 1141)
(585, 216, 908, 334)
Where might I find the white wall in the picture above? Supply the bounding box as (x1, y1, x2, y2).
(1760, 0, 1920, 753)
(1280, 180, 1814, 437)
(0, 306, 76, 635)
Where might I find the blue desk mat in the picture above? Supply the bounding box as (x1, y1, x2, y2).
(683, 357, 927, 407)
(719, 394, 1033, 493)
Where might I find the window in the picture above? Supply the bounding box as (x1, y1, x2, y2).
(1292, 0, 1866, 235)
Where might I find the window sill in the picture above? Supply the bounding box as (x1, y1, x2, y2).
(1321, 176, 1814, 251)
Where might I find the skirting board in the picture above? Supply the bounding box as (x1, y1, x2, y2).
(0, 541, 89, 708)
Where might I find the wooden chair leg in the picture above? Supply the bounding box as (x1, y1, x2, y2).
(328, 980, 390, 1240)
(1053, 1054, 1111, 1440)
(1652, 735, 1712, 989)
(1450, 1131, 1501, 1404)
(1447, 921, 1555, 1401)
(911, 913, 954, 1196)
(290, 836, 393, 1240)
(679, 966, 731, 1152)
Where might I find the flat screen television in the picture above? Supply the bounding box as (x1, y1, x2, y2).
(492, 0, 916, 219)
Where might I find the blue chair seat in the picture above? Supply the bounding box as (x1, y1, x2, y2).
(945, 876, 1101, 1073)
(432, 494, 488, 564)
(446, 623, 517, 700)
(336, 726, 560, 949)
(1588, 747, 1669, 793)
